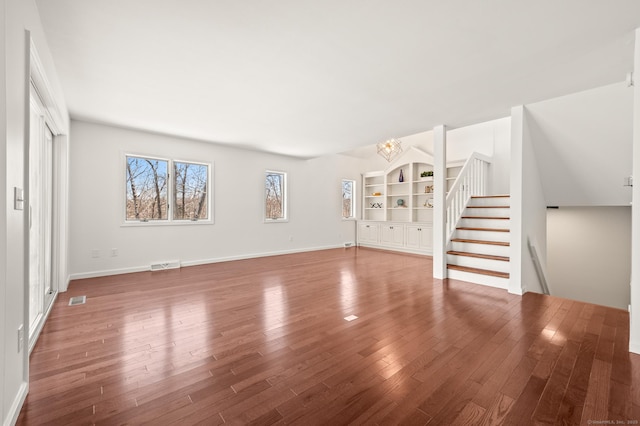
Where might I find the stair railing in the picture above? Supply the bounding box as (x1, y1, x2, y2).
(445, 152, 492, 242)
(528, 239, 551, 295)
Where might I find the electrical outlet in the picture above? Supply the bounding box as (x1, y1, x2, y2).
(110, 248, 118, 257)
(17, 324, 24, 352)
(91, 249, 100, 258)
(289, 235, 293, 242)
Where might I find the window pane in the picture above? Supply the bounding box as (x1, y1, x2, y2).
(342, 180, 355, 218)
(265, 172, 285, 220)
(174, 162, 208, 220)
(126, 156, 168, 220)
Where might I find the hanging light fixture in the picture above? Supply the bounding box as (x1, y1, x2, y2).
(376, 138, 403, 162)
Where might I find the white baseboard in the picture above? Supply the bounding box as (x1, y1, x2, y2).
(181, 244, 343, 267)
(68, 244, 345, 281)
(4, 382, 28, 426)
(69, 265, 150, 281)
(629, 340, 640, 355)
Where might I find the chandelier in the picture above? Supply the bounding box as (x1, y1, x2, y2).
(376, 138, 403, 162)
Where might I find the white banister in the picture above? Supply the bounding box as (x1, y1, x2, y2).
(445, 152, 492, 241)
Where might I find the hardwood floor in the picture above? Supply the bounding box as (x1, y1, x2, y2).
(17, 248, 640, 425)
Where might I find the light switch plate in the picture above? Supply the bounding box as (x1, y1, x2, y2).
(14, 187, 24, 210)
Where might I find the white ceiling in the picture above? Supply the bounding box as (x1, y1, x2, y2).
(35, 0, 640, 158)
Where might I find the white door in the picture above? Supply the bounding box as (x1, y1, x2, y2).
(28, 93, 54, 341)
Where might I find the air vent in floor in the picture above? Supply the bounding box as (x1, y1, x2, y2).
(68, 296, 86, 306)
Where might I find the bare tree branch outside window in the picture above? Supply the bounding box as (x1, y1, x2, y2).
(174, 162, 208, 220)
(265, 171, 286, 220)
(126, 156, 168, 220)
(126, 155, 211, 223)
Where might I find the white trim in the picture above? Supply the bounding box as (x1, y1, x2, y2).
(29, 40, 64, 135)
(4, 382, 28, 426)
(68, 244, 346, 281)
(630, 340, 640, 355)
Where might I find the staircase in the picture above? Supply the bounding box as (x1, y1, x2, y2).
(446, 195, 510, 289)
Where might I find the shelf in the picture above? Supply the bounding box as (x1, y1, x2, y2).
(365, 195, 383, 198)
(365, 183, 384, 187)
(387, 193, 410, 197)
(388, 181, 410, 185)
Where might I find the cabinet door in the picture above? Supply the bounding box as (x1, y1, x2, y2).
(381, 224, 404, 246)
(406, 225, 422, 249)
(406, 225, 433, 251)
(418, 226, 433, 250)
(358, 223, 379, 244)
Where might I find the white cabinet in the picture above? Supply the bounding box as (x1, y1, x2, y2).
(406, 225, 433, 253)
(381, 224, 404, 247)
(358, 221, 431, 255)
(358, 222, 379, 244)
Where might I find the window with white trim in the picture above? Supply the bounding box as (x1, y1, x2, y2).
(125, 154, 211, 223)
(342, 179, 356, 219)
(265, 170, 287, 221)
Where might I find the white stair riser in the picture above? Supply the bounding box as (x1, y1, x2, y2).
(447, 255, 510, 273)
(464, 207, 510, 217)
(455, 229, 510, 242)
(459, 218, 510, 228)
(468, 197, 511, 207)
(450, 242, 510, 257)
(447, 269, 509, 289)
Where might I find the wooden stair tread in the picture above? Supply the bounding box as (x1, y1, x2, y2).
(456, 227, 510, 232)
(447, 251, 509, 262)
(451, 238, 510, 246)
(447, 264, 510, 279)
(471, 195, 510, 198)
(461, 216, 510, 220)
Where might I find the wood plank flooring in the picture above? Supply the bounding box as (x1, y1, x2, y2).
(17, 248, 640, 425)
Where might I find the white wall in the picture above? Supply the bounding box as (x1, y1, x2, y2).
(547, 206, 631, 310)
(2, 0, 70, 424)
(68, 121, 360, 278)
(526, 82, 633, 207)
(0, 0, 7, 419)
(631, 28, 640, 354)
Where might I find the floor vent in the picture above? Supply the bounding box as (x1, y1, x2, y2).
(68, 296, 86, 306)
(150, 260, 181, 271)
(344, 242, 354, 248)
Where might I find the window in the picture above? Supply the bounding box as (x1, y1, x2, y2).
(173, 161, 209, 220)
(125, 154, 211, 223)
(126, 156, 168, 221)
(265, 170, 287, 221)
(342, 179, 356, 219)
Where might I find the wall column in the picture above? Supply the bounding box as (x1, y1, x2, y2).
(433, 125, 447, 279)
(509, 106, 524, 295)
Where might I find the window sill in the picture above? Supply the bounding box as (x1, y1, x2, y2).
(264, 218, 289, 224)
(121, 219, 214, 227)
